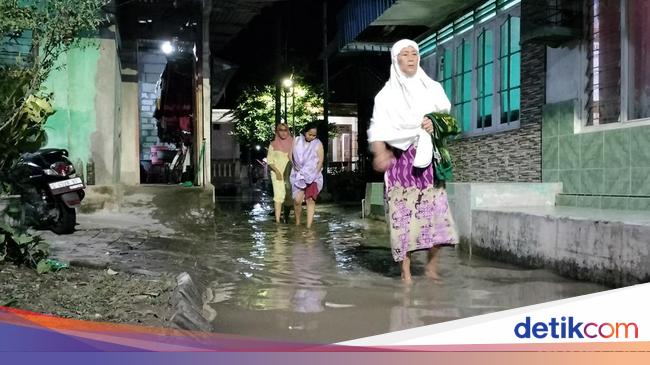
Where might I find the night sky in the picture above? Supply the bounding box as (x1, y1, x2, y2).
(215, 0, 389, 109)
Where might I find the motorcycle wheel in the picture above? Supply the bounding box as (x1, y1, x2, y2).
(50, 202, 76, 234)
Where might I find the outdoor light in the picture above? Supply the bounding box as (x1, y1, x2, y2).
(255, 145, 261, 151)
(283, 78, 293, 88)
(161, 41, 173, 54)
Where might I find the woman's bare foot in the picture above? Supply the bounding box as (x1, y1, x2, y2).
(424, 268, 440, 280)
(400, 255, 412, 284)
(425, 247, 440, 280)
(401, 274, 413, 285)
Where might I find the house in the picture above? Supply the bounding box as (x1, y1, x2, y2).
(1, 0, 285, 194)
(337, 0, 650, 285)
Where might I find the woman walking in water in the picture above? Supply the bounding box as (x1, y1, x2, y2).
(266, 122, 293, 223)
(368, 39, 458, 284)
(290, 122, 324, 229)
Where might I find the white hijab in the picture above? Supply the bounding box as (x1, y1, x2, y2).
(367, 39, 451, 168)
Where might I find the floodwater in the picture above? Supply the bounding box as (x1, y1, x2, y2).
(163, 189, 607, 344)
(59, 186, 610, 344)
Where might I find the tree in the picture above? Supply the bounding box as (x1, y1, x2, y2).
(0, 0, 107, 173)
(229, 80, 327, 147)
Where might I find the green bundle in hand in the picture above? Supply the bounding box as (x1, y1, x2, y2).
(425, 112, 461, 184)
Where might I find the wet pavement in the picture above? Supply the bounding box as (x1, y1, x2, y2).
(41, 185, 609, 343)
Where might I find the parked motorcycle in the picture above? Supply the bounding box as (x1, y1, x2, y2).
(12, 148, 85, 234)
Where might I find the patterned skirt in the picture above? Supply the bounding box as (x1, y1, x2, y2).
(385, 145, 458, 262)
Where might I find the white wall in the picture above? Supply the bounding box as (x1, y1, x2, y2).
(119, 68, 140, 185)
(211, 109, 239, 160)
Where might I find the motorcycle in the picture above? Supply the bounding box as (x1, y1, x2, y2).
(12, 148, 85, 234)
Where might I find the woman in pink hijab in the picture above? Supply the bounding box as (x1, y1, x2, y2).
(267, 122, 293, 223)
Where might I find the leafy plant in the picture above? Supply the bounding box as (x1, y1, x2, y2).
(228, 79, 333, 147)
(0, 84, 54, 171)
(0, 0, 107, 172)
(0, 223, 50, 273)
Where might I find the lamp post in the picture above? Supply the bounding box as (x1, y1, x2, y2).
(291, 86, 295, 135)
(282, 77, 293, 130)
(283, 88, 287, 124)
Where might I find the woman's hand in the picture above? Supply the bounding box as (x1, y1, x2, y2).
(373, 151, 394, 172)
(422, 116, 434, 134)
(371, 142, 394, 172)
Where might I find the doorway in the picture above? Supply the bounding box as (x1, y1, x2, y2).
(138, 40, 197, 185)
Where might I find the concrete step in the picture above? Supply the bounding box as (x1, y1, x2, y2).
(472, 206, 650, 287)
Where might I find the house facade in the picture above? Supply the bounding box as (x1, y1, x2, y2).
(336, 0, 650, 211)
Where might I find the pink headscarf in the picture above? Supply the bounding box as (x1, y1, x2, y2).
(270, 123, 293, 154)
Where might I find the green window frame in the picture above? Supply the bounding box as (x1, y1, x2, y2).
(454, 39, 472, 132)
(476, 29, 494, 129)
(499, 15, 520, 125)
(438, 47, 454, 100)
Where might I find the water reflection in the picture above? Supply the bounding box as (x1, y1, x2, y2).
(291, 230, 328, 314)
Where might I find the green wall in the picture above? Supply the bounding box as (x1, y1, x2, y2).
(542, 100, 650, 210)
(43, 40, 100, 170)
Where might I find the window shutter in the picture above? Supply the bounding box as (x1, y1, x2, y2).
(587, 0, 621, 126)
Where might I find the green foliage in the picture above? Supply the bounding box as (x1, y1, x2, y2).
(0, 76, 54, 171)
(0, 0, 104, 272)
(229, 80, 326, 146)
(0, 223, 50, 273)
(0, 0, 107, 171)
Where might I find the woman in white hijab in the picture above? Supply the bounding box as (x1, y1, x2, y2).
(368, 39, 458, 284)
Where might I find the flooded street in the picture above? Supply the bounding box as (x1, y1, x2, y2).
(48, 186, 609, 343)
(165, 189, 608, 343)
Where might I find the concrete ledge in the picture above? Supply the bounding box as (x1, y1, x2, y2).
(363, 182, 563, 239)
(80, 185, 121, 213)
(448, 182, 562, 249)
(81, 184, 216, 213)
(363, 182, 385, 220)
(472, 206, 650, 287)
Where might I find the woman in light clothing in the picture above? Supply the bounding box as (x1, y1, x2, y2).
(290, 122, 324, 228)
(368, 39, 458, 284)
(266, 122, 293, 223)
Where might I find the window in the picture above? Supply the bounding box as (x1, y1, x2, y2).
(438, 48, 453, 100)
(628, 0, 650, 120)
(454, 40, 473, 132)
(419, 0, 521, 136)
(588, 0, 620, 125)
(588, 0, 650, 126)
(476, 29, 494, 129)
(499, 16, 520, 125)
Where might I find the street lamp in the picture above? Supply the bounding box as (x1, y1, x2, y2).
(282, 78, 293, 130)
(161, 41, 173, 54)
